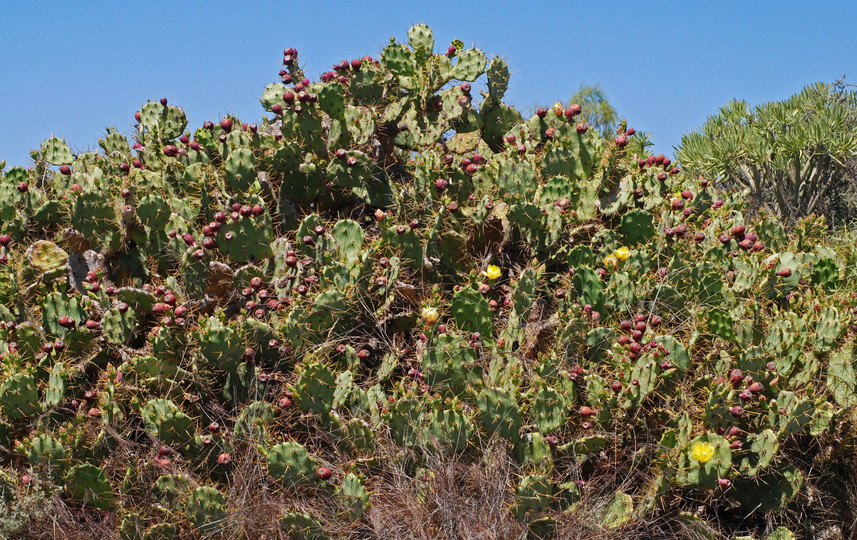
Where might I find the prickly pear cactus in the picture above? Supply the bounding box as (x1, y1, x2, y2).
(0, 21, 854, 540)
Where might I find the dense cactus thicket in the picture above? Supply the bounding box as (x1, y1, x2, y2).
(1, 24, 857, 539)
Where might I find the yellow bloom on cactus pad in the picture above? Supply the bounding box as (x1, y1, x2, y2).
(484, 265, 502, 280)
(614, 247, 630, 261)
(421, 307, 440, 324)
(603, 255, 618, 269)
(690, 440, 715, 463)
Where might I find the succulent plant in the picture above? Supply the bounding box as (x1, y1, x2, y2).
(0, 21, 852, 540)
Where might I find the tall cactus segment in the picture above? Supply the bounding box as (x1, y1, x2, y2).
(0, 21, 856, 540)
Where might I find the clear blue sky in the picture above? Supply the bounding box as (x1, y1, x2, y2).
(2, 1, 855, 168)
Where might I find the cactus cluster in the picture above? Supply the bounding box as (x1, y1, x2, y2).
(0, 23, 854, 538)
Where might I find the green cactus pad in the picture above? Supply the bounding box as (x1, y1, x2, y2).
(65, 463, 115, 509)
(296, 360, 337, 414)
(266, 441, 317, 487)
(141, 399, 194, 446)
(0, 373, 40, 420)
(450, 48, 487, 81)
(476, 387, 522, 442)
(407, 24, 434, 53)
(184, 486, 227, 532)
(42, 136, 74, 166)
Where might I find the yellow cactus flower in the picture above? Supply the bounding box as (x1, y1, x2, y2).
(614, 247, 630, 261)
(603, 255, 618, 270)
(483, 265, 502, 280)
(690, 440, 715, 463)
(421, 306, 440, 324)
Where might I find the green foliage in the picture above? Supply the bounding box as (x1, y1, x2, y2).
(677, 83, 857, 223)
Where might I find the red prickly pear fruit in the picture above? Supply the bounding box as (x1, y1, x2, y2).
(351, 58, 362, 71)
(777, 268, 792, 278)
(217, 453, 232, 465)
(729, 369, 744, 385)
(681, 189, 693, 200)
(579, 406, 598, 417)
(657, 172, 668, 181)
(576, 122, 588, 134)
(317, 466, 332, 480)
(335, 148, 347, 159)
(220, 118, 233, 132)
(60, 165, 72, 175)
(160, 97, 168, 106)
(17, 182, 28, 193)
(279, 396, 293, 409)
(536, 107, 547, 118)
(615, 136, 628, 148)
(465, 163, 478, 175)
(719, 234, 731, 245)
(731, 224, 745, 237)
(446, 45, 457, 56)
(567, 103, 581, 116)
(748, 382, 764, 393)
(626, 127, 636, 136)
(460, 82, 471, 93)
(135, 111, 141, 122)
(729, 405, 745, 417)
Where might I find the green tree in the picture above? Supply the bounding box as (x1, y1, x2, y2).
(677, 82, 857, 225)
(568, 83, 619, 138)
